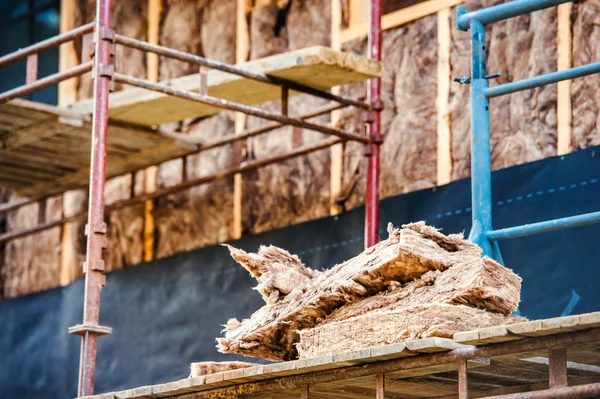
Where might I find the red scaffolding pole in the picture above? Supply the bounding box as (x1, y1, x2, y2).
(67, 0, 114, 396)
(365, 0, 383, 248)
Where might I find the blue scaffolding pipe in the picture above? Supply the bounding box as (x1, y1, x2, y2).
(487, 211, 600, 241)
(456, 0, 571, 31)
(486, 61, 600, 98)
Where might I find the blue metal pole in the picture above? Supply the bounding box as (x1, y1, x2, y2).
(487, 211, 600, 241)
(485, 61, 600, 98)
(456, 0, 571, 31)
(468, 18, 495, 258)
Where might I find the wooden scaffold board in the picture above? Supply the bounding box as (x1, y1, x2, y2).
(81, 312, 600, 399)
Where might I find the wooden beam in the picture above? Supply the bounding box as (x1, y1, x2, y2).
(142, 0, 162, 262)
(58, 0, 78, 106)
(436, 8, 452, 185)
(147, 0, 162, 83)
(233, 0, 251, 239)
(349, 0, 369, 29)
(556, 2, 572, 156)
(330, 0, 344, 215)
(341, 0, 465, 43)
(59, 0, 80, 287)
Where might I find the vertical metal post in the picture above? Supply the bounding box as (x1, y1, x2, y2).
(68, 0, 114, 396)
(376, 373, 385, 399)
(300, 384, 309, 399)
(549, 348, 568, 388)
(26, 54, 38, 84)
(458, 359, 469, 399)
(466, 16, 494, 258)
(365, 0, 382, 248)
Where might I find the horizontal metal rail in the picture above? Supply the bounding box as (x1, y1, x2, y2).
(456, 0, 570, 31)
(487, 211, 600, 241)
(0, 22, 94, 67)
(114, 72, 370, 144)
(485, 61, 600, 98)
(114, 34, 371, 111)
(0, 103, 344, 217)
(159, 102, 345, 148)
(480, 383, 600, 399)
(0, 138, 341, 243)
(0, 61, 93, 103)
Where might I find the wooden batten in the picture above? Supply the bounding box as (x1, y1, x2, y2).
(341, 0, 465, 43)
(556, 2, 572, 156)
(58, 0, 78, 106)
(436, 8, 452, 185)
(142, 0, 163, 262)
(58, 0, 80, 287)
(330, 0, 344, 215)
(232, 0, 251, 240)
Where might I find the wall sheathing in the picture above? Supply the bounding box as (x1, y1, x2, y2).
(1, 0, 599, 298)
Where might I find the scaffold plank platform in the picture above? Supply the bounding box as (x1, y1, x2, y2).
(81, 312, 600, 399)
(69, 46, 381, 127)
(0, 47, 380, 199)
(0, 99, 194, 197)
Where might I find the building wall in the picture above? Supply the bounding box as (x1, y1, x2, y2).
(0, 0, 599, 298)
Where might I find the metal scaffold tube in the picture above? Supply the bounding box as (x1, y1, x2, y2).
(364, 0, 382, 248)
(69, 0, 114, 396)
(456, 0, 571, 31)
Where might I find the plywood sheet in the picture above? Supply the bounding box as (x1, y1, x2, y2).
(69, 46, 382, 127)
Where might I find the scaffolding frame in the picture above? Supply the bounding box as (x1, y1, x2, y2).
(0, 0, 383, 396)
(456, 0, 600, 259)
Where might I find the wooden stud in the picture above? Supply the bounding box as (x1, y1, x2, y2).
(349, 0, 369, 29)
(232, 0, 251, 239)
(557, 2, 572, 156)
(142, 0, 162, 262)
(330, 0, 344, 215)
(437, 8, 452, 185)
(58, 0, 78, 106)
(58, 0, 81, 286)
(341, 0, 465, 43)
(147, 0, 163, 83)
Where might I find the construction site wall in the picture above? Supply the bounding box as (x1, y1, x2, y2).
(0, 0, 599, 298)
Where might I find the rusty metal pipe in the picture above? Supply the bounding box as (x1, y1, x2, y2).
(0, 61, 93, 103)
(0, 22, 95, 68)
(159, 102, 345, 149)
(480, 383, 600, 399)
(73, 0, 113, 395)
(113, 73, 370, 144)
(0, 138, 342, 243)
(177, 329, 600, 399)
(113, 34, 371, 111)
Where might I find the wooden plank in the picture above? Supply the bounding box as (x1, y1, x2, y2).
(330, 0, 344, 216)
(147, 0, 162, 83)
(455, 313, 600, 345)
(18, 140, 194, 197)
(349, 0, 369, 29)
(70, 47, 382, 127)
(556, 2, 572, 156)
(142, 0, 162, 263)
(58, 0, 78, 106)
(341, 0, 465, 43)
(232, 0, 250, 240)
(436, 8, 452, 185)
